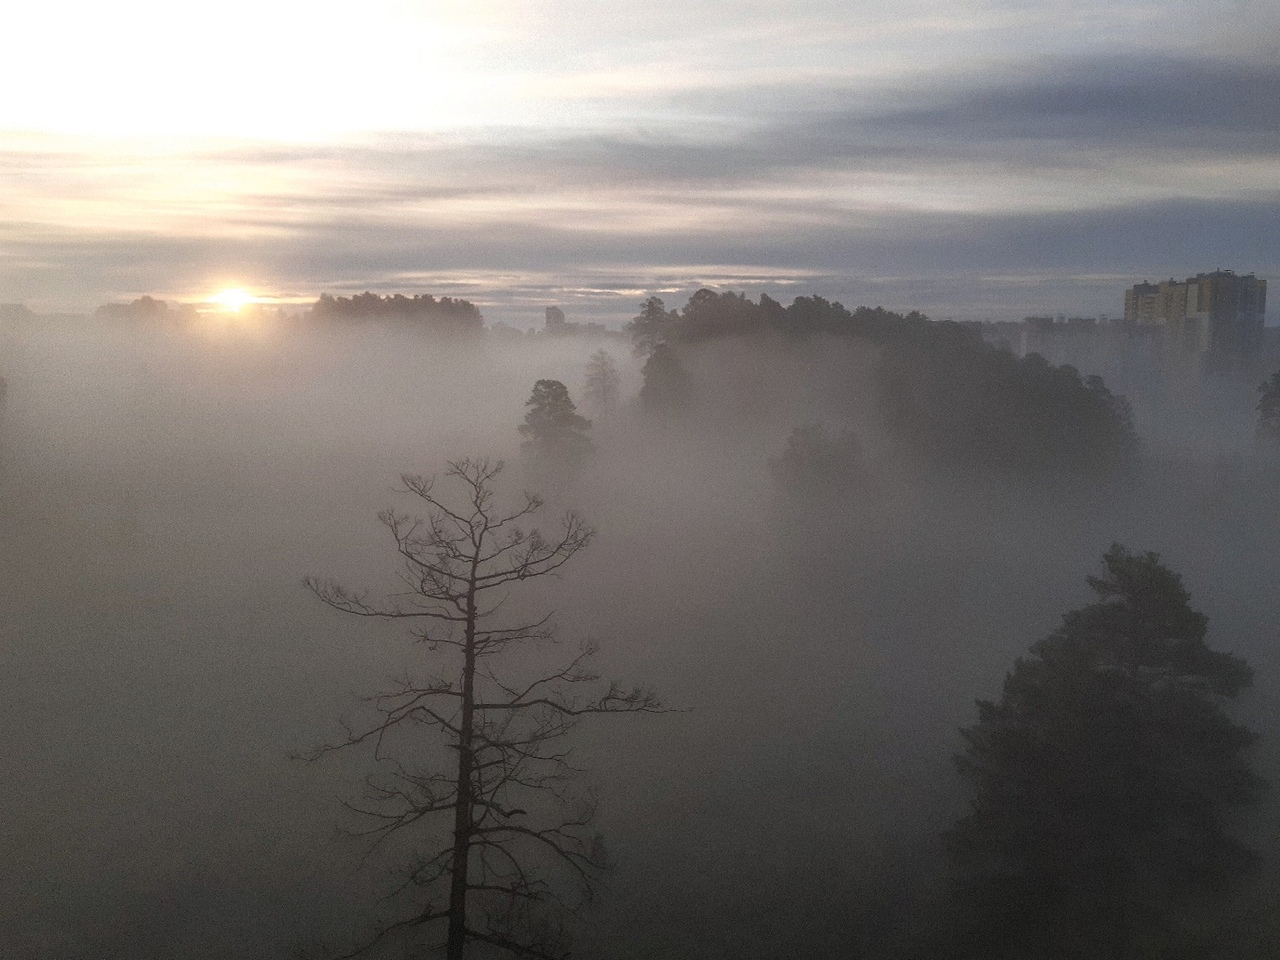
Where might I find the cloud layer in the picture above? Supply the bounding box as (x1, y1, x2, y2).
(3, 46, 1276, 321)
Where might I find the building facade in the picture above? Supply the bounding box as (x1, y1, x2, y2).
(1122, 270, 1267, 368)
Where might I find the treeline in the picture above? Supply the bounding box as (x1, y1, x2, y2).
(79, 285, 1139, 476)
(310, 292, 484, 337)
(86, 292, 486, 338)
(628, 290, 1138, 477)
(96, 296, 198, 323)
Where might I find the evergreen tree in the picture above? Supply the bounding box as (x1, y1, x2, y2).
(949, 545, 1264, 959)
(519, 379, 593, 465)
(582, 349, 621, 420)
(625, 297, 678, 355)
(638, 343, 689, 417)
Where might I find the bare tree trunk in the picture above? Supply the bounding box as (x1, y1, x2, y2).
(305, 459, 662, 960)
(446, 584, 479, 960)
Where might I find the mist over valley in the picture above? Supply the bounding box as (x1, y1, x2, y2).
(2, 292, 1279, 957)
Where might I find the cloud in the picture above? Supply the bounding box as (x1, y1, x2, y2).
(866, 56, 1280, 150)
(6, 185, 1276, 325)
(298, 54, 1280, 196)
(1, 52, 1276, 318)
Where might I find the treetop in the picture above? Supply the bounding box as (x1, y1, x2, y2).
(1033, 544, 1251, 698)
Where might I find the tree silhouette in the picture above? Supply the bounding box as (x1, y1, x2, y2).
(305, 459, 662, 960)
(768, 423, 861, 495)
(582, 349, 620, 421)
(519, 380, 592, 467)
(678, 288, 764, 341)
(623, 289, 1135, 475)
(310, 292, 484, 338)
(1258, 370, 1280, 445)
(625, 296, 678, 356)
(949, 545, 1264, 959)
(638, 343, 690, 417)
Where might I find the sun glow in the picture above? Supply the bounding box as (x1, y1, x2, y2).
(210, 288, 255, 312)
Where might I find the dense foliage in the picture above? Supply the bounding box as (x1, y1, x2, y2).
(638, 342, 690, 416)
(949, 546, 1265, 959)
(627, 289, 1137, 475)
(519, 379, 593, 466)
(880, 349, 1137, 475)
(310, 292, 484, 337)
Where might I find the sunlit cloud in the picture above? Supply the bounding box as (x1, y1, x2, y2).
(2, 0, 1278, 318)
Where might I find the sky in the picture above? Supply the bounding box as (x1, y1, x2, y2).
(2, 0, 1278, 324)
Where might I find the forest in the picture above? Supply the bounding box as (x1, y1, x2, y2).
(1, 290, 1279, 959)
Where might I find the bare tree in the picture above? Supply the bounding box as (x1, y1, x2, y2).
(304, 458, 661, 960)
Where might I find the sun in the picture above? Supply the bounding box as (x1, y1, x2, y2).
(209, 287, 256, 312)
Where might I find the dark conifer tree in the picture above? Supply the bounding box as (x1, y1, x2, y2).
(625, 297, 678, 355)
(519, 379, 593, 467)
(949, 546, 1264, 959)
(638, 343, 690, 416)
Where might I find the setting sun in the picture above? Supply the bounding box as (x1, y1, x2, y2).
(209, 287, 255, 312)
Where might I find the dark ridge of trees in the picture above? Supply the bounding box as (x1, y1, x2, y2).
(626, 290, 1137, 476)
(948, 545, 1265, 960)
(304, 459, 662, 960)
(626, 289, 933, 348)
(95, 296, 197, 324)
(310, 292, 484, 338)
(880, 349, 1138, 476)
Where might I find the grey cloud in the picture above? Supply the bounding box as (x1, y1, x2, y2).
(4, 52, 1277, 318)
(867, 56, 1280, 149)
(8, 191, 1277, 322)
(149, 53, 1277, 208)
(254, 55, 1280, 191)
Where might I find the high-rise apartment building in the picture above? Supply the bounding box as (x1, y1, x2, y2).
(1123, 282, 1160, 327)
(1122, 270, 1266, 366)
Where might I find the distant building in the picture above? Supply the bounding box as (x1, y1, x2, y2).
(540, 305, 615, 339)
(1123, 282, 1160, 327)
(1122, 270, 1266, 369)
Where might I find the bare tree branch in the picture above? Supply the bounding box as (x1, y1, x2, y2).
(303, 457, 663, 960)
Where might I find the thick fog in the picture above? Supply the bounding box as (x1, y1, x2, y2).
(2, 311, 1279, 958)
